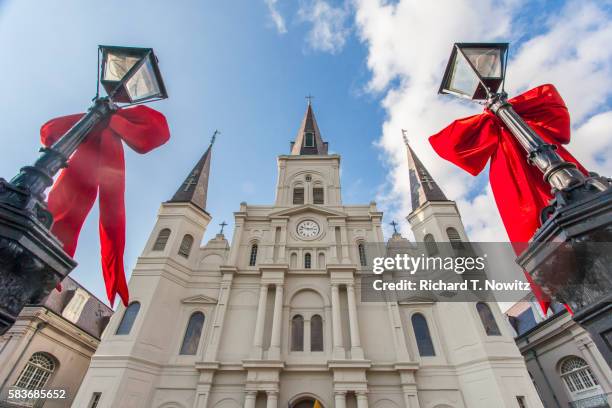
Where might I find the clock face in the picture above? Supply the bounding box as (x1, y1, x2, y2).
(297, 220, 320, 239)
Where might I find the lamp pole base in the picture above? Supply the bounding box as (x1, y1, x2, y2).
(0, 179, 76, 335)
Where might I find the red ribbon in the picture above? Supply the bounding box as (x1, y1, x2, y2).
(41, 105, 170, 306)
(429, 84, 588, 312)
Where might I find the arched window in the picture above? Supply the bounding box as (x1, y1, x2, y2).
(178, 234, 194, 258)
(311, 314, 323, 351)
(358, 243, 367, 267)
(14, 352, 56, 390)
(249, 244, 258, 266)
(424, 234, 439, 256)
(446, 227, 464, 250)
(291, 315, 304, 351)
(116, 302, 140, 335)
(179, 312, 205, 355)
(560, 356, 600, 395)
(290, 253, 298, 268)
(293, 187, 305, 204)
(153, 228, 171, 251)
(411, 313, 435, 356)
(318, 252, 325, 269)
(476, 302, 501, 336)
(304, 253, 312, 269)
(313, 187, 324, 204)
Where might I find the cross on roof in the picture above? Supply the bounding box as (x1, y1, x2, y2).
(390, 220, 399, 234)
(210, 129, 220, 146)
(182, 171, 198, 192)
(219, 221, 227, 235)
(305, 94, 315, 105)
(420, 170, 436, 189)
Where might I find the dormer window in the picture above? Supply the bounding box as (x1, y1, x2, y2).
(304, 132, 315, 147)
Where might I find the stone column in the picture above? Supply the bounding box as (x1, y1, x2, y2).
(334, 391, 346, 408)
(244, 391, 257, 408)
(356, 392, 368, 408)
(266, 391, 278, 408)
(269, 285, 284, 359)
(203, 271, 234, 362)
(339, 226, 350, 263)
(329, 225, 338, 263)
(331, 283, 345, 359)
(228, 217, 245, 265)
(252, 284, 269, 358)
(346, 283, 364, 359)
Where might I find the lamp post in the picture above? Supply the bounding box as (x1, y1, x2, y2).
(0, 46, 168, 334)
(439, 43, 612, 365)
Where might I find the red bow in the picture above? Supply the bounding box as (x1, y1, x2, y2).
(41, 105, 170, 306)
(429, 84, 588, 311)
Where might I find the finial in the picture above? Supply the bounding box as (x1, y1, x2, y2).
(401, 129, 409, 146)
(390, 220, 399, 234)
(305, 94, 314, 106)
(219, 221, 227, 235)
(210, 129, 220, 146)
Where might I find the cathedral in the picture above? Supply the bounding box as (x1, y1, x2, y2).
(72, 103, 542, 408)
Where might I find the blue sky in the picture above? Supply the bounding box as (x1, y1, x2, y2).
(1, 0, 610, 306)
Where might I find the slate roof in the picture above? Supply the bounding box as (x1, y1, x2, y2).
(404, 140, 450, 211)
(290, 103, 329, 155)
(38, 277, 113, 339)
(168, 142, 213, 211)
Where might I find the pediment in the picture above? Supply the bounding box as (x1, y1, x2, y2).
(181, 294, 218, 304)
(397, 295, 436, 304)
(269, 204, 346, 218)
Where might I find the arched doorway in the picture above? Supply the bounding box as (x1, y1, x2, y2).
(290, 394, 324, 408)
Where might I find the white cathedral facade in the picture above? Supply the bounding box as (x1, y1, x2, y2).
(72, 104, 543, 408)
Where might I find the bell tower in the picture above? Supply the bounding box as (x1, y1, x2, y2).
(275, 102, 342, 207)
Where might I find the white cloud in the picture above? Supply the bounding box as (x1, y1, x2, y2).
(355, 0, 612, 242)
(265, 0, 287, 34)
(299, 0, 351, 54)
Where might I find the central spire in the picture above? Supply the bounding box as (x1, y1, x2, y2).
(290, 101, 328, 155)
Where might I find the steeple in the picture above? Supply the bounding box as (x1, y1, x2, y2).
(403, 130, 449, 211)
(290, 101, 328, 155)
(168, 130, 217, 211)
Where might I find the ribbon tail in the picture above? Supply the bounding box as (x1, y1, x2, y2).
(48, 137, 101, 256)
(98, 132, 130, 307)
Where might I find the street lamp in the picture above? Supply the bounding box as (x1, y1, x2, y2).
(439, 43, 612, 365)
(0, 45, 167, 334)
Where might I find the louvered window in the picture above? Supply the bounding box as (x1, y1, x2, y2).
(304, 132, 314, 147)
(153, 228, 171, 251)
(293, 187, 305, 204)
(304, 253, 312, 269)
(178, 234, 194, 258)
(311, 314, 323, 351)
(476, 302, 501, 336)
(424, 234, 438, 256)
(446, 227, 464, 250)
(291, 315, 304, 351)
(313, 187, 324, 204)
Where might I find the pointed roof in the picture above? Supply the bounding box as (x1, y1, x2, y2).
(168, 132, 216, 211)
(290, 102, 328, 155)
(403, 132, 449, 210)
